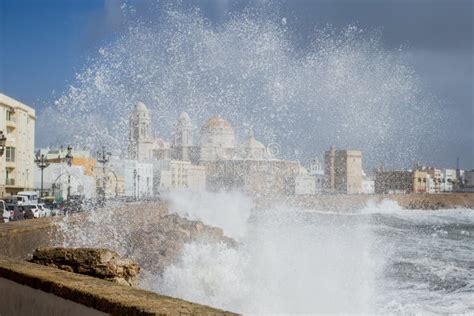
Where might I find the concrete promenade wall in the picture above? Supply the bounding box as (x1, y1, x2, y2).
(0, 256, 236, 315)
(0, 217, 56, 259)
(0, 276, 106, 316)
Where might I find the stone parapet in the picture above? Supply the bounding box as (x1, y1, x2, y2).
(0, 256, 237, 315)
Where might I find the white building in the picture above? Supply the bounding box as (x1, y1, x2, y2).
(441, 169, 456, 192)
(295, 175, 316, 195)
(33, 163, 96, 200)
(362, 179, 375, 194)
(465, 170, 474, 188)
(0, 93, 36, 197)
(308, 158, 324, 193)
(108, 158, 153, 198)
(153, 160, 206, 192)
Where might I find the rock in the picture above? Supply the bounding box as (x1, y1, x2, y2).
(30, 247, 140, 286)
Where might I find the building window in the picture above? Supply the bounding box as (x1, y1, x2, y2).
(6, 110, 14, 121)
(5, 147, 15, 162)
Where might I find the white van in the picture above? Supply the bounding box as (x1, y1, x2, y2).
(17, 191, 39, 206)
(3, 195, 27, 206)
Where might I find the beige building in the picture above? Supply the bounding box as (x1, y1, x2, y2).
(154, 160, 206, 192)
(202, 159, 301, 196)
(424, 167, 442, 193)
(0, 93, 35, 197)
(324, 146, 363, 194)
(375, 170, 428, 194)
(93, 166, 125, 198)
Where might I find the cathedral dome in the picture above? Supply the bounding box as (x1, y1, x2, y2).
(135, 102, 148, 112)
(202, 116, 233, 132)
(200, 115, 236, 154)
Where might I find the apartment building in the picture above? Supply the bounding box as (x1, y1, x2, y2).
(324, 146, 363, 194)
(0, 93, 35, 197)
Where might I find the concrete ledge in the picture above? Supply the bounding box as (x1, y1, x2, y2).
(0, 218, 56, 259)
(0, 256, 237, 315)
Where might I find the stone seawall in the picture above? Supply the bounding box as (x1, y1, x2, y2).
(0, 218, 56, 259)
(0, 256, 236, 315)
(260, 193, 474, 211)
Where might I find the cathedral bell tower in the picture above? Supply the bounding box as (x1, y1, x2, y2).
(129, 102, 153, 161)
(172, 111, 193, 161)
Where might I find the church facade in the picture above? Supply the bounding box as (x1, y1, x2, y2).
(128, 102, 308, 196)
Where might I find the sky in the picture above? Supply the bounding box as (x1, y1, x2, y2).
(0, 0, 473, 168)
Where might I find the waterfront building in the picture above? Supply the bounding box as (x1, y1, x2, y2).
(45, 146, 97, 176)
(308, 158, 325, 193)
(420, 167, 442, 193)
(153, 159, 206, 192)
(92, 166, 125, 198)
(294, 167, 316, 195)
(0, 93, 35, 197)
(33, 163, 96, 200)
(465, 170, 474, 188)
(108, 157, 154, 199)
(441, 169, 456, 192)
(127, 102, 312, 196)
(324, 146, 363, 194)
(362, 171, 375, 194)
(202, 159, 300, 195)
(375, 170, 428, 194)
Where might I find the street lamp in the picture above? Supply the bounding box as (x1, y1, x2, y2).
(97, 146, 111, 203)
(133, 169, 137, 200)
(65, 146, 73, 200)
(35, 152, 50, 198)
(0, 131, 6, 156)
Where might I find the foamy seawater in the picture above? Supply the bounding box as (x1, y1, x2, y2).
(147, 193, 474, 314)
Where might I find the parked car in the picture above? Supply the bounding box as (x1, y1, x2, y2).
(20, 206, 35, 220)
(41, 197, 62, 216)
(38, 204, 52, 217)
(5, 205, 25, 221)
(26, 204, 42, 218)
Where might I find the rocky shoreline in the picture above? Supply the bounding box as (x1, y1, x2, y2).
(55, 202, 237, 278)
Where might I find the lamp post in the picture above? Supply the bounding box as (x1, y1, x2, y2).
(65, 146, 73, 200)
(35, 152, 50, 198)
(0, 131, 6, 156)
(133, 169, 137, 200)
(97, 146, 111, 203)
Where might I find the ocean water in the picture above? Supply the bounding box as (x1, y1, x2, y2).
(147, 193, 474, 314)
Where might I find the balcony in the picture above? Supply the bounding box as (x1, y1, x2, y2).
(5, 160, 15, 169)
(6, 117, 16, 128)
(5, 178, 15, 186)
